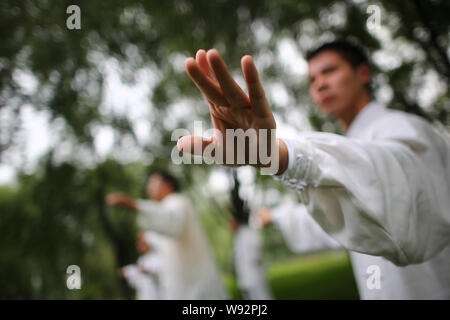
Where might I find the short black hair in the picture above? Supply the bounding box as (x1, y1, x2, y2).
(306, 39, 373, 93)
(151, 169, 180, 192)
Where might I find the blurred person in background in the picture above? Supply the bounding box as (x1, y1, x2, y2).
(256, 202, 340, 254)
(231, 215, 273, 300)
(119, 231, 162, 300)
(107, 170, 228, 300)
(228, 168, 272, 300)
(180, 39, 450, 299)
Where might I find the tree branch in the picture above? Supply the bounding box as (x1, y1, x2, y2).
(412, 0, 450, 79)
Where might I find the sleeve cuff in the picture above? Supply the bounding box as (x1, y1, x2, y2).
(273, 137, 319, 193)
(277, 137, 295, 176)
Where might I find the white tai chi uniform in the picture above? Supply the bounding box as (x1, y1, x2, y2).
(273, 101, 450, 299)
(136, 193, 228, 300)
(233, 225, 273, 300)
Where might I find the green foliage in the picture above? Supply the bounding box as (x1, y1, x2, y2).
(1, 0, 449, 157)
(268, 251, 359, 299)
(0, 158, 141, 299)
(224, 251, 359, 300)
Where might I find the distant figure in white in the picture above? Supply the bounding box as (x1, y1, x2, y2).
(231, 216, 273, 300)
(119, 231, 162, 300)
(107, 170, 228, 299)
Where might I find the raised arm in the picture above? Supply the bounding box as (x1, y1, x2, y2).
(275, 119, 450, 266)
(181, 49, 450, 266)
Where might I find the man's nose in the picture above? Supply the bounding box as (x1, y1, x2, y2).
(315, 76, 328, 92)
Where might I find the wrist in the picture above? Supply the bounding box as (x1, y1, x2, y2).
(275, 138, 289, 175)
(253, 138, 288, 175)
(128, 199, 138, 212)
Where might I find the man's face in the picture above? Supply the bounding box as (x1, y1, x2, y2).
(308, 50, 369, 118)
(146, 174, 171, 201)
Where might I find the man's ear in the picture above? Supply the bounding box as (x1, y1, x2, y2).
(358, 63, 371, 86)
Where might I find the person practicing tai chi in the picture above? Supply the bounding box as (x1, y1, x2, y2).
(178, 40, 450, 299)
(231, 218, 273, 300)
(107, 170, 228, 300)
(256, 202, 341, 255)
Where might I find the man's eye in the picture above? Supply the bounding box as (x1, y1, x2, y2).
(323, 66, 337, 74)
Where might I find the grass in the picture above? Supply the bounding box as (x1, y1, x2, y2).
(224, 250, 360, 300)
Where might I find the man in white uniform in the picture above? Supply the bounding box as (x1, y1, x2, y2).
(107, 170, 228, 300)
(119, 231, 162, 300)
(179, 40, 450, 299)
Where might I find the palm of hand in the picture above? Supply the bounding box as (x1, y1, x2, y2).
(183, 49, 277, 168)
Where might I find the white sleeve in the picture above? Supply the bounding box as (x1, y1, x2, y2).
(233, 228, 264, 286)
(272, 202, 341, 253)
(136, 198, 186, 238)
(274, 121, 450, 266)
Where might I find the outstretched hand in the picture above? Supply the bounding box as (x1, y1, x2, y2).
(179, 49, 288, 175)
(106, 193, 137, 212)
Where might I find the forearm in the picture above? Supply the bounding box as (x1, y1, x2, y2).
(107, 193, 138, 211)
(273, 132, 450, 265)
(120, 198, 138, 211)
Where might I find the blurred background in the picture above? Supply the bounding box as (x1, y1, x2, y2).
(0, 0, 449, 299)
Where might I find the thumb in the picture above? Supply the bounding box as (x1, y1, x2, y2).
(177, 135, 214, 156)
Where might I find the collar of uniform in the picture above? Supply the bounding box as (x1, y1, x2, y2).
(346, 101, 386, 138)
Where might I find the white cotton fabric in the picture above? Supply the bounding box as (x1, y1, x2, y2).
(274, 101, 450, 299)
(272, 201, 450, 299)
(276, 101, 450, 266)
(136, 193, 228, 300)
